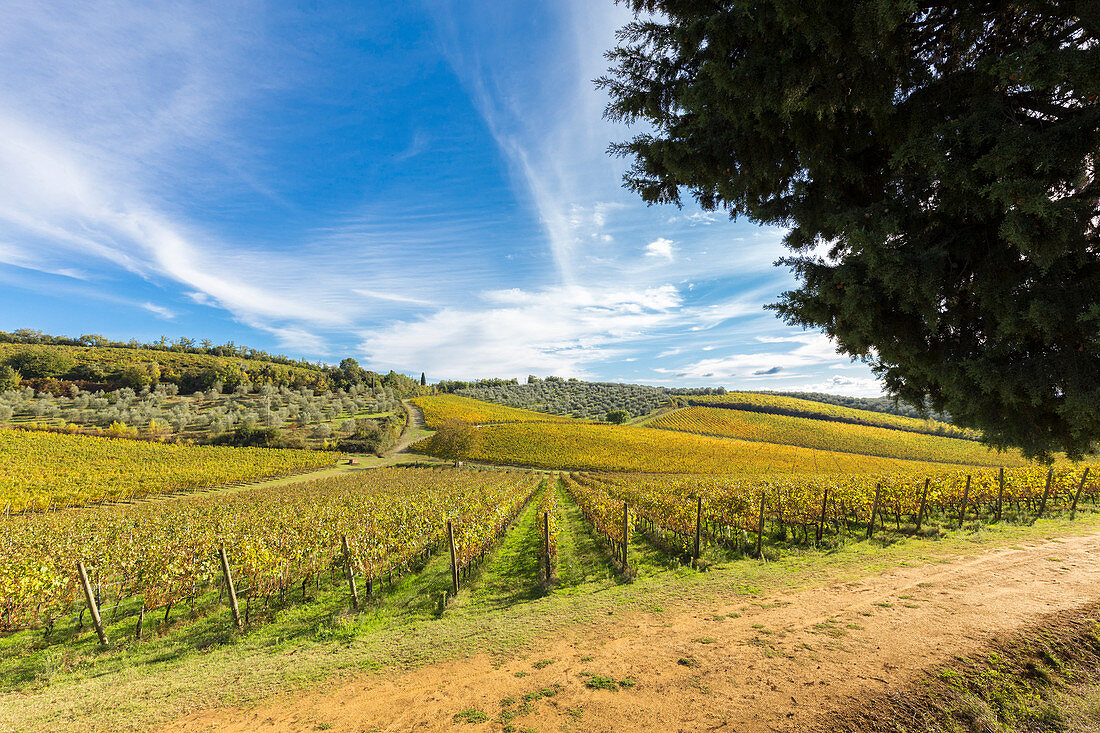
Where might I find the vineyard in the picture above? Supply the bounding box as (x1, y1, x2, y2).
(0, 429, 335, 511)
(412, 394, 575, 428)
(0, 467, 541, 637)
(646, 407, 1021, 467)
(4, 457, 1097, 645)
(686, 392, 977, 439)
(5, 389, 1100, 733)
(414, 420, 978, 475)
(561, 464, 1100, 565)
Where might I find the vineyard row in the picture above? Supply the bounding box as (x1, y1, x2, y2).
(562, 465, 1100, 566)
(1, 467, 543, 641)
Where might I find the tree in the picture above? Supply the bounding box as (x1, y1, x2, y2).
(3, 346, 74, 379)
(0, 365, 21, 391)
(117, 362, 161, 390)
(601, 2, 1100, 460)
(429, 419, 483, 461)
(606, 409, 630, 425)
(420, 372, 427, 386)
(334, 358, 367, 388)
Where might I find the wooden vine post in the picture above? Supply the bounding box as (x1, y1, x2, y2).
(867, 483, 882, 539)
(755, 491, 766, 557)
(957, 475, 971, 529)
(621, 501, 630, 574)
(218, 546, 242, 630)
(693, 496, 703, 568)
(995, 467, 1005, 522)
(1035, 467, 1054, 522)
(542, 511, 552, 580)
(816, 486, 830, 544)
(341, 534, 359, 610)
(447, 520, 460, 596)
(915, 478, 930, 533)
(1071, 467, 1090, 521)
(76, 561, 108, 647)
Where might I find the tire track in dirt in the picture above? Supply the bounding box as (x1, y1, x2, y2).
(161, 531, 1100, 733)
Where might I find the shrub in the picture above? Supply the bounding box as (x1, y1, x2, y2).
(0, 365, 21, 391)
(116, 363, 160, 390)
(210, 424, 287, 448)
(606, 409, 630, 424)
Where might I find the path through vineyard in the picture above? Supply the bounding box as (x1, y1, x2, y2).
(388, 400, 429, 456)
(163, 529, 1100, 733)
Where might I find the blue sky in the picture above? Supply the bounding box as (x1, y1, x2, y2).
(0, 0, 881, 395)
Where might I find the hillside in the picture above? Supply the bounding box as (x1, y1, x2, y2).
(646, 406, 1018, 467)
(685, 392, 976, 439)
(0, 378, 408, 452)
(436, 376, 955, 426)
(413, 394, 577, 427)
(446, 378, 673, 420)
(0, 333, 425, 396)
(766, 390, 952, 422)
(0, 428, 334, 511)
(412, 394, 1011, 473)
(413, 421, 978, 474)
(0, 341, 327, 392)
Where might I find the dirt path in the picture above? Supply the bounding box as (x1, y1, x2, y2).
(162, 530, 1100, 733)
(386, 400, 429, 456)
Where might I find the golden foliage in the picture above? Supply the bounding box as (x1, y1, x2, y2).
(0, 429, 334, 511)
(647, 407, 1019, 467)
(414, 421, 977, 475)
(413, 395, 574, 429)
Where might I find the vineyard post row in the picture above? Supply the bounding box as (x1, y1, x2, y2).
(559, 473, 634, 579)
(85, 474, 543, 638)
(569, 465, 1100, 567)
(537, 477, 559, 588)
(3, 468, 548, 643)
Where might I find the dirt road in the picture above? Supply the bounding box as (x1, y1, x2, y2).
(162, 530, 1100, 732)
(386, 401, 428, 456)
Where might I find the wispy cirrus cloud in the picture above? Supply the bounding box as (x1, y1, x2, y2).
(141, 302, 176, 320)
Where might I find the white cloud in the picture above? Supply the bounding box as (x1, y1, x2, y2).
(352, 289, 436, 307)
(360, 283, 682, 379)
(787, 375, 885, 397)
(645, 237, 676, 260)
(660, 333, 852, 381)
(141, 302, 175, 320)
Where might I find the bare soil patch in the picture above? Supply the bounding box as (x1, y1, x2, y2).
(161, 530, 1100, 732)
(830, 601, 1100, 732)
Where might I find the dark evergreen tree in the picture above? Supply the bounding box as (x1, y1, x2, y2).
(600, 1, 1100, 459)
(421, 372, 427, 386)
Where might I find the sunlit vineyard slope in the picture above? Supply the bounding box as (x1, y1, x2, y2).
(413, 421, 976, 475)
(0, 429, 335, 511)
(686, 392, 976, 439)
(413, 395, 576, 428)
(1, 467, 539, 631)
(648, 407, 1019, 467)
